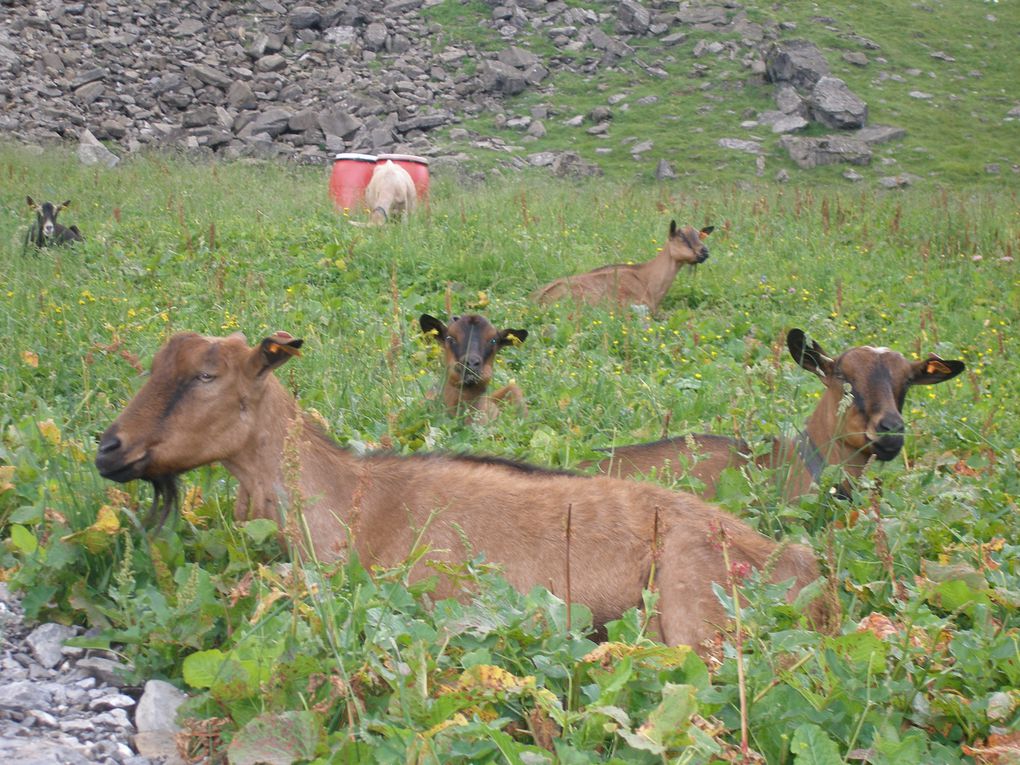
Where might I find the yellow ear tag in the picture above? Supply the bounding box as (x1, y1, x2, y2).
(926, 359, 953, 375)
(267, 343, 281, 354)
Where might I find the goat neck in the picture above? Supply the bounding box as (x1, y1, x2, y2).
(224, 375, 364, 558)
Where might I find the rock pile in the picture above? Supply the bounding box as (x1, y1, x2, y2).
(0, 1, 910, 174)
(0, 1, 759, 164)
(0, 583, 184, 765)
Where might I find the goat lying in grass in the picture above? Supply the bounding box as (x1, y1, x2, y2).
(95, 331, 831, 652)
(532, 221, 712, 311)
(420, 313, 528, 422)
(364, 160, 417, 225)
(25, 197, 84, 249)
(586, 329, 965, 500)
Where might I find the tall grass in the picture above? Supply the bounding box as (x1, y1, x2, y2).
(2, 143, 1018, 762)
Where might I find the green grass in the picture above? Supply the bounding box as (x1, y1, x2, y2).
(2, 143, 1019, 763)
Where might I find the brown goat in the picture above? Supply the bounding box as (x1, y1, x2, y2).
(532, 221, 713, 311)
(419, 313, 528, 422)
(588, 329, 965, 500)
(95, 331, 829, 650)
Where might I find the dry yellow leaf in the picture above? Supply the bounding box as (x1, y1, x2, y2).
(37, 419, 61, 446)
(0, 465, 14, 494)
(21, 350, 39, 368)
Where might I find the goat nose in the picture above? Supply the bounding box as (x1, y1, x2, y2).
(876, 414, 904, 435)
(98, 432, 122, 455)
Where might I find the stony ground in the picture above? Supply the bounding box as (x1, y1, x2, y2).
(0, 583, 185, 765)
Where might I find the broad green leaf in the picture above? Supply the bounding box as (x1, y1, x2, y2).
(182, 649, 227, 689)
(790, 723, 842, 765)
(617, 683, 696, 754)
(242, 518, 279, 545)
(227, 710, 321, 765)
(9, 524, 38, 555)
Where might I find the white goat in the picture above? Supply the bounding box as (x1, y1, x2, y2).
(363, 160, 417, 225)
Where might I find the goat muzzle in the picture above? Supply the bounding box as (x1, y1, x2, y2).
(95, 429, 151, 482)
(870, 415, 905, 461)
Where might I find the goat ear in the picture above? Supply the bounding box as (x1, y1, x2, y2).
(787, 329, 833, 377)
(910, 355, 965, 385)
(252, 332, 303, 376)
(499, 328, 528, 347)
(669, 220, 678, 238)
(59, 200, 72, 210)
(419, 314, 447, 343)
(699, 225, 715, 239)
(27, 196, 36, 208)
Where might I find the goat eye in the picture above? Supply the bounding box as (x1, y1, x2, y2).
(196, 372, 215, 383)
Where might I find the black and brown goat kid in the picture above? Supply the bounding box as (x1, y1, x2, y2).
(26, 197, 84, 248)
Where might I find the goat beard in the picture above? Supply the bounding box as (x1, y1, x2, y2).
(145, 474, 180, 530)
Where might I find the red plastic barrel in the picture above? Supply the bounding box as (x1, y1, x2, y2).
(329, 153, 378, 211)
(376, 153, 430, 200)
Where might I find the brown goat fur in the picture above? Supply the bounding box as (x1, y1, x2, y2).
(419, 313, 528, 421)
(532, 221, 713, 311)
(95, 331, 830, 650)
(587, 329, 965, 500)
(364, 160, 417, 225)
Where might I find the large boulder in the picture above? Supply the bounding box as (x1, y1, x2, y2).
(810, 76, 867, 129)
(779, 134, 872, 169)
(765, 40, 830, 90)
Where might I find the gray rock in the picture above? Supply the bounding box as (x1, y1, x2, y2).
(74, 82, 105, 104)
(527, 120, 546, 138)
(775, 84, 806, 116)
(771, 114, 809, 133)
(527, 152, 557, 166)
(256, 54, 287, 73)
(676, 6, 729, 26)
(318, 108, 362, 138)
(0, 739, 91, 765)
(0, 680, 54, 710)
(498, 46, 541, 70)
(654, 159, 676, 179)
(718, 138, 764, 154)
(364, 22, 388, 51)
(70, 67, 107, 89)
(854, 124, 906, 145)
(174, 18, 204, 36)
(227, 81, 257, 110)
(182, 105, 219, 128)
(188, 64, 232, 89)
(135, 679, 187, 733)
(26, 623, 76, 669)
(842, 51, 868, 67)
(551, 151, 603, 178)
(780, 134, 872, 169)
(617, 0, 651, 34)
(75, 656, 130, 686)
(765, 39, 830, 89)
(246, 108, 292, 137)
(289, 6, 322, 30)
(878, 173, 920, 189)
(810, 76, 867, 129)
(480, 60, 528, 95)
(77, 129, 120, 168)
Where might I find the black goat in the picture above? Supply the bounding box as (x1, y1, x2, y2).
(26, 197, 84, 249)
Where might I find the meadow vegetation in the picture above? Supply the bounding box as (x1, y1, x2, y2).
(1, 143, 1019, 763)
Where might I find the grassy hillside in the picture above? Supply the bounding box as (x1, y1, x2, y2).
(425, 0, 1020, 188)
(2, 144, 1019, 762)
